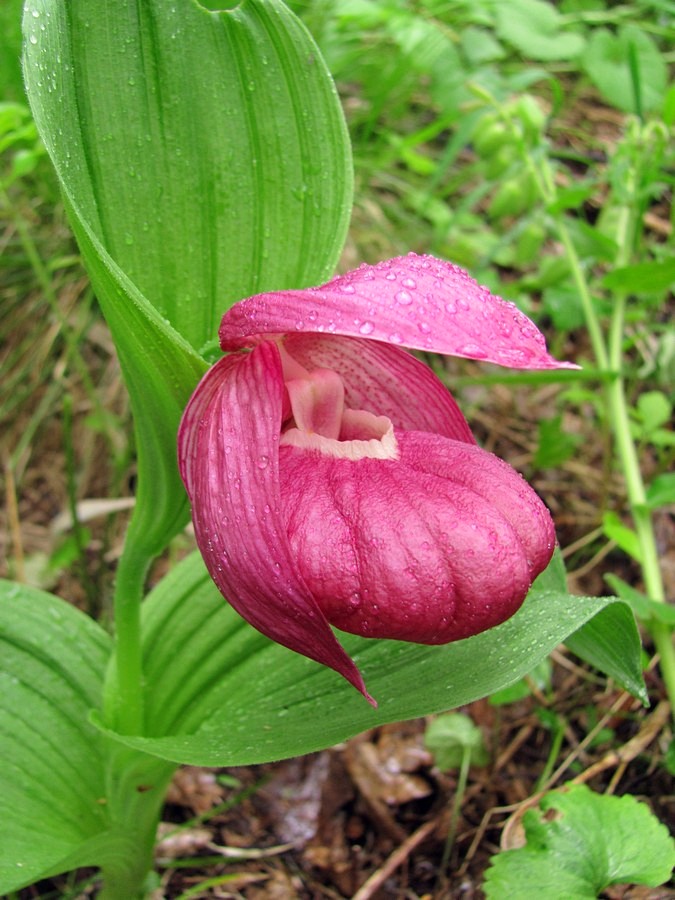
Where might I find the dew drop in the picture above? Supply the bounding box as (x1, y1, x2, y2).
(445, 300, 457, 314)
(388, 332, 403, 344)
(418, 321, 431, 334)
(402, 277, 416, 289)
(339, 283, 355, 294)
(395, 289, 412, 305)
(29, 34, 38, 44)
(359, 321, 374, 335)
(257, 455, 270, 469)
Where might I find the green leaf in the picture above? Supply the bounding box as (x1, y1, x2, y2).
(23, 0, 352, 350)
(602, 510, 642, 562)
(541, 286, 586, 332)
(425, 713, 489, 770)
(0, 0, 25, 102)
(484, 784, 675, 899)
(0, 581, 111, 893)
(564, 600, 646, 696)
(605, 574, 675, 626)
(602, 257, 675, 293)
(646, 472, 675, 510)
(533, 415, 583, 469)
(495, 0, 586, 62)
(24, 0, 353, 558)
(582, 25, 668, 114)
(96, 550, 644, 767)
(0, 582, 180, 894)
(635, 390, 672, 431)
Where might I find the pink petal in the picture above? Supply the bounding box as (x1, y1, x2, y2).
(178, 341, 375, 704)
(283, 333, 475, 443)
(219, 253, 577, 370)
(279, 431, 555, 644)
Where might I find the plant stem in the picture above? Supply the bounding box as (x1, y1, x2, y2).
(527, 129, 675, 715)
(440, 748, 471, 875)
(105, 537, 149, 735)
(96, 746, 177, 900)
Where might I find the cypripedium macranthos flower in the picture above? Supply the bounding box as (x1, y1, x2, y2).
(178, 254, 576, 704)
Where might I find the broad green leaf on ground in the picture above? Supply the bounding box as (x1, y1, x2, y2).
(495, 0, 586, 62)
(0, 581, 110, 893)
(484, 785, 675, 899)
(582, 25, 668, 115)
(96, 550, 644, 767)
(23, 0, 353, 557)
(0, 582, 177, 894)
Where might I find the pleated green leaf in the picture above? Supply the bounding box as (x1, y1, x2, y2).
(97, 551, 644, 767)
(0, 581, 111, 893)
(23, 0, 353, 556)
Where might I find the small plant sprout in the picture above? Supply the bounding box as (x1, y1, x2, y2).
(425, 712, 489, 877)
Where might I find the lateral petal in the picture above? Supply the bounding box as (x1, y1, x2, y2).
(177, 341, 375, 704)
(219, 253, 577, 370)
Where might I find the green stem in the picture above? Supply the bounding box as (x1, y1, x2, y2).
(526, 132, 675, 715)
(440, 748, 471, 875)
(104, 536, 149, 735)
(96, 746, 177, 900)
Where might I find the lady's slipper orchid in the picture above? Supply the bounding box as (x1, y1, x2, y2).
(179, 254, 575, 704)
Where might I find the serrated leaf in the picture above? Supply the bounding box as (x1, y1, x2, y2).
(23, 0, 353, 558)
(495, 0, 586, 61)
(95, 550, 644, 767)
(484, 785, 675, 899)
(0, 581, 111, 893)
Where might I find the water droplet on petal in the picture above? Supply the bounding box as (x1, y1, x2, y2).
(359, 321, 374, 335)
(445, 300, 457, 314)
(418, 321, 431, 334)
(388, 332, 403, 344)
(402, 277, 416, 289)
(395, 289, 412, 305)
(257, 455, 270, 469)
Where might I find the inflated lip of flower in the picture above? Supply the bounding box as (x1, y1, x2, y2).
(178, 254, 578, 706)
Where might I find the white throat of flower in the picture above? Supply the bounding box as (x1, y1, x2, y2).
(278, 343, 400, 461)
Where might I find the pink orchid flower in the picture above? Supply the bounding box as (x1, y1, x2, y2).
(178, 254, 575, 705)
